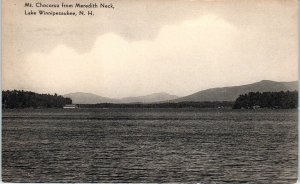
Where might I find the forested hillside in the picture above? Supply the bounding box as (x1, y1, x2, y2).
(2, 90, 72, 108)
(233, 91, 298, 109)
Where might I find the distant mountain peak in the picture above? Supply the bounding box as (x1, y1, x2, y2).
(260, 80, 275, 82)
(120, 92, 179, 103)
(64, 92, 179, 104)
(63, 92, 120, 104)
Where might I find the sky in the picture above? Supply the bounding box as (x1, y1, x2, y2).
(3, 0, 298, 98)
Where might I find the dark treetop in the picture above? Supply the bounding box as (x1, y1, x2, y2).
(2, 90, 72, 108)
(233, 91, 298, 109)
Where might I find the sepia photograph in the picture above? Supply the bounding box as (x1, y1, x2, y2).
(2, 0, 298, 183)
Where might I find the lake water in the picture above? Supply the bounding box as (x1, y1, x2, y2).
(2, 108, 298, 183)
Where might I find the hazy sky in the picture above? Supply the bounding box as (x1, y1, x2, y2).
(3, 0, 298, 98)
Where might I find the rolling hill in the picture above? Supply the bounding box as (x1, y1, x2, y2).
(170, 80, 298, 102)
(64, 92, 179, 104)
(121, 92, 179, 103)
(63, 92, 121, 104)
(64, 80, 297, 104)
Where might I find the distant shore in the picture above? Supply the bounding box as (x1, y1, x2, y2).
(2, 90, 298, 109)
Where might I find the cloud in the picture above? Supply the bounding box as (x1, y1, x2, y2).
(19, 14, 297, 98)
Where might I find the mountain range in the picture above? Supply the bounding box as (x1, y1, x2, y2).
(64, 80, 298, 104)
(63, 92, 179, 104)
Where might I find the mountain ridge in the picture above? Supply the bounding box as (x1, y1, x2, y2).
(170, 80, 298, 102)
(63, 92, 121, 104)
(120, 92, 179, 103)
(64, 80, 298, 104)
(63, 92, 179, 104)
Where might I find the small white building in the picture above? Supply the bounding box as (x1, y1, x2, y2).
(252, 105, 261, 109)
(63, 104, 78, 109)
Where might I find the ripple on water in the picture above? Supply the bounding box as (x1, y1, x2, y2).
(2, 108, 298, 183)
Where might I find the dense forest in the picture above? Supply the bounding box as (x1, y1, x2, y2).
(2, 90, 72, 108)
(78, 101, 234, 108)
(233, 91, 298, 109)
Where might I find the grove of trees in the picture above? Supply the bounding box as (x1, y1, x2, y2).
(78, 101, 234, 108)
(233, 91, 298, 109)
(2, 90, 72, 108)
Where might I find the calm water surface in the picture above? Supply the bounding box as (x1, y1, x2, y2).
(2, 108, 298, 183)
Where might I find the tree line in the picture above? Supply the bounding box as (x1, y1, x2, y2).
(233, 91, 298, 109)
(2, 90, 298, 109)
(78, 101, 234, 108)
(2, 90, 72, 108)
